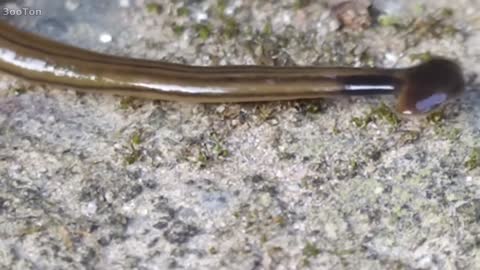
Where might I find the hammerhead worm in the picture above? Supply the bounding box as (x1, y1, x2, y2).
(0, 20, 465, 115)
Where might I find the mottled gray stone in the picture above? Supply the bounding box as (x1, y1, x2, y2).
(0, 0, 479, 269)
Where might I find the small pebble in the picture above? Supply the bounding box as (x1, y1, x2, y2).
(65, 0, 80, 11)
(216, 105, 226, 113)
(195, 12, 208, 21)
(384, 52, 399, 65)
(119, 0, 130, 8)
(332, 0, 372, 31)
(99, 33, 113, 43)
(372, 0, 408, 15)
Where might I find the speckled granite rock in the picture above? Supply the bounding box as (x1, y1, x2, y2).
(0, 0, 479, 269)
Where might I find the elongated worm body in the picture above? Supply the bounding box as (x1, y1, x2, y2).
(0, 20, 465, 114)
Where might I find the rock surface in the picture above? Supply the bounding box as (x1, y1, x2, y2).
(0, 0, 479, 269)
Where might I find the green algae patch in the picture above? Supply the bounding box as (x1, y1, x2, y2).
(465, 148, 480, 171)
(351, 103, 400, 129)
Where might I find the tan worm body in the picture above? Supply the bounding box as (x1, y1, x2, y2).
(0, 21, 465, 114)
(0, 21, 398, 100)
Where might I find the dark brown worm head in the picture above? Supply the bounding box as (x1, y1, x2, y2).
(396, 58, 465, 115)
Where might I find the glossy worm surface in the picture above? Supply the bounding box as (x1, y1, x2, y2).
(0, 20, 465, 114)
